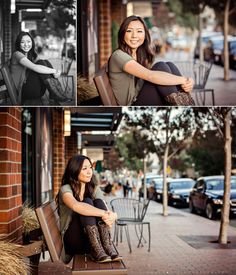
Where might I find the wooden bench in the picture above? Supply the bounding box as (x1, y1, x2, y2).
(0, 63, 19, 105)
(93, 64, 118, 106)
(35, 200, 127, 275)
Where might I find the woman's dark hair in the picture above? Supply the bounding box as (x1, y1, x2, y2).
(15, 31, 38, 62)
(57, 155, 95, 207)
(118, 15, 154, 67)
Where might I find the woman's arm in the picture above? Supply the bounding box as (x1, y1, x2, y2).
(124, 60, 191, 86)
(62, 192, 108, 217)
(19, 56, 57, 74)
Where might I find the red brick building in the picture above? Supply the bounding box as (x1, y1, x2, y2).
(0, 107, 122, 243)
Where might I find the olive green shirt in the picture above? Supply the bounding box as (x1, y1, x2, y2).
(109, 49, 144, 106)
(58, 184, 104, 263)
(10, 51, 27, 93)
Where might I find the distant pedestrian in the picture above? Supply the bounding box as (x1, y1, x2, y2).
(108, 15, 195, 106)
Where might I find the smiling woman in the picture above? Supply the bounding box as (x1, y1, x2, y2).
(108, 15, 195, 106)
(10, 31, 71, 105)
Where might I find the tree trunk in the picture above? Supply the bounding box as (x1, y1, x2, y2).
(219, 109, 232, 244)
(223, 0, 231, 81)
(162, 144, 169, 216)
(143, 156, 147, 200)
(199, 4, 204, 64)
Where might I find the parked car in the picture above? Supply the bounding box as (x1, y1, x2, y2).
(203, 36, 224, 63)
(151, 177, 172, 202)
(189, 176, 236, 219)
(194, 31, 222, 59)
(229, 39, 236, 69)
(138, 174, 162, 199)
(168, 178, 195, 207)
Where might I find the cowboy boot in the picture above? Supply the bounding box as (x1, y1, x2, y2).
(85, 225, 111, 263)
(98, 222, 122, 261)
(43, 78, 72, 105)
(165, 90, 195, 106)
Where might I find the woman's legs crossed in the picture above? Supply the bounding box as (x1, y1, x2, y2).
(21, 70, 46, 105)
(35, 59, 70, 104)
(133, 61, 181, 106)
(63, 198, 107, 256)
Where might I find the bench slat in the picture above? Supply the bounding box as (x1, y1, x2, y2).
(93, 64, 118, 106)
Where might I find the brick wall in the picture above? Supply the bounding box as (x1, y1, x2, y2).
(111, 0, 127, 25)
(98, 0, 112, 67)
(52, 109, 65, 198)
(65, 128, 78, 164)
(0, 107, 22, 243)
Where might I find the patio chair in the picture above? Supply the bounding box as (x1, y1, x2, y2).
(110, 198, 151, 253)
(175, 60, 215, 106)
(60, 57, 75, 97)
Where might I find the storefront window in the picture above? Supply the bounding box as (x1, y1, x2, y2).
(40, 108, 53, 204)
(22, 108, 53, 206)
(22, 109, 35, 205)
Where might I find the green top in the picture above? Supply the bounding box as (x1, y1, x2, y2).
(10, 51, 26, 93)
(109, 49, 144, 106)
(58, 184, 104, 263)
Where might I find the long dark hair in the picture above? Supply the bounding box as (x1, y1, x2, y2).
(58, 155, 95, 204)
(15, 31, 38, 62)
(118, 15, 154, 68)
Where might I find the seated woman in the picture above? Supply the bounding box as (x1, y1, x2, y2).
(108, 15, 195, 106)
(10, 31, 71, 105)
(56, 155, 121, 264)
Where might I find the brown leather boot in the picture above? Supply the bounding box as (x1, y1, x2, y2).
(44, 78, 72, 105)
(85, 225, 111, 263)
(165, 91, 195, 106)
(98, 222, 122, 261)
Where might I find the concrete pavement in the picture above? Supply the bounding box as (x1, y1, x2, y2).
(37, 195, 236, 274)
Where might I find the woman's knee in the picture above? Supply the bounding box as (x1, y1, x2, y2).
(151, 61, 172, 73)
(83, 197, 94, 206)
(166, 62, 182, 76)
(93, 199, 107, 210)
(35, 59, 53, 68)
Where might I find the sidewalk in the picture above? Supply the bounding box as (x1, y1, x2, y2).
(38, 195, 236, 274)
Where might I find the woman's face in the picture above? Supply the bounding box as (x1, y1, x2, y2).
(78, 159, 93, 184)
(124, 20, 145, 51)
(20, 35, 32, 53)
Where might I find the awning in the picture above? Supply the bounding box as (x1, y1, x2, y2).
(70, 107, 123, 132)
(16, 0, 52, 9)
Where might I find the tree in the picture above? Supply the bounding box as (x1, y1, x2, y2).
(181, 0, 236, 80)
(124, 107, 195, 216)
(192, 107, 234, 244)
(187, 129, 224, 176)
(208, 108, 232, 244)
(116, 128, 155, 172)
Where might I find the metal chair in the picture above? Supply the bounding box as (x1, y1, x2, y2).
(175, 61, 215, 106)
(110, 198, 151, 253)
(60, 58, 75, 98)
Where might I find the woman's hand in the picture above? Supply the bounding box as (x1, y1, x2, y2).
(102, 210, 117, 228)
(53, 69, 61, 78)
(181, 77, 194, 93)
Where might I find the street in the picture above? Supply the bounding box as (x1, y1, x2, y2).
(180, 205, 236, 228)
